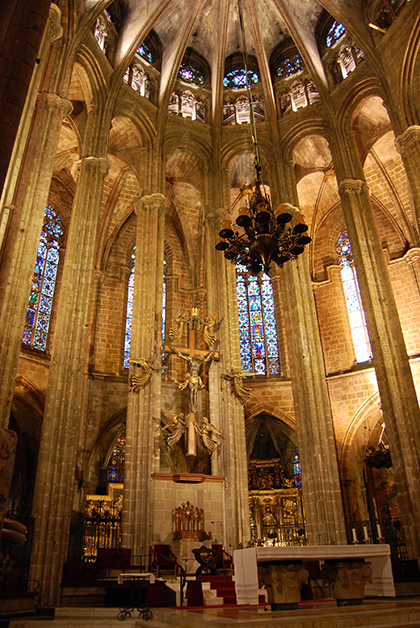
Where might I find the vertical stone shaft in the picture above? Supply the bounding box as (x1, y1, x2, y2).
(0, 92, 72, 428)
(282, 240, 347, 546)
(29, 155, 110, 606)
(338, 177, 420, 558)
(206, 209, 250, 549)
(396, 126, 420, 231)
(122, 193, 165, 560)
(0, 0, 51, 191)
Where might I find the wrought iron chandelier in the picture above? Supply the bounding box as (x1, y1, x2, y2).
(215, 0, 311, 275)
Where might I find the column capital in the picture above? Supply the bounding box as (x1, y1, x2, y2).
(71, 156, 110, 182)
(135, 193, 165, 216)
(395, 126, 420, 156)
(48, 4, 63, 42)
(338, 178, 367, 197)
(277, 202, 300, 217)
(40, 92, 73, 118)
(206, 208, 230, 229)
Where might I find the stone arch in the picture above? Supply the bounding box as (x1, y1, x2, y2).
(85, 409, 126, 494)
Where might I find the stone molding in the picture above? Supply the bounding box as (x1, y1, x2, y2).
(396, 126, 420, 156)
(48, 4, 63, 42)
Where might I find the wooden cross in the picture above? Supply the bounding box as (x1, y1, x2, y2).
(165, 325, 219, 457)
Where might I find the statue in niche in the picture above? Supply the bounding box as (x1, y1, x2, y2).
(161, 413, 187, 449)
(262, 505, 277, 527)
(196, 416, 222, 456)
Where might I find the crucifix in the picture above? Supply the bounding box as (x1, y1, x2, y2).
(165, 309, 219, 457)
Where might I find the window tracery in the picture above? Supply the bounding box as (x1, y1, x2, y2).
(279, 79, 320, 116)
(137, 41, 153, 63)
(22, 204, 63, 352)
(326, 20, 346, 47)
(223, 68, 259, 89)
(168, 91, 206, 122)
(178, 64, 204, 86)
(236, 264, 280, 376)
(336, 231, 372, 363)
(277, 52, 303, 78)
(222, 98, 265, 125)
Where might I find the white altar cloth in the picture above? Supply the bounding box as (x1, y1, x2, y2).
(234, 545, 395, 605)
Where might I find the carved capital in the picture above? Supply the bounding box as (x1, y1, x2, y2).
(396, 125, 420, 156)
(206, 208, 230, 229)
(48, 4, 63, 42)
(136, 193, 165, 216)
(277, 202, 300, 217)
(71, 156, 110, 182)
(338, 178, 366, 198)
(43, 93, 73, 118)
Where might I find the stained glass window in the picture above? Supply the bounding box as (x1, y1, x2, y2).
(22, 204, 63, 351)
(293, 450, 302, 486)
(124, 253, 167, 369)
(326, 20, 346, 47)
(123, 247, 136, 369)
(161, 259, 167, 367)
(236, 264, 280, 375)
(223, 68, 259, 89)
(178, 64, 204, 85)
(137, 42, 153, 63)
(336, 231, 372, 363)
(277, 52, 303, 78)
(107, 428, 126, 484)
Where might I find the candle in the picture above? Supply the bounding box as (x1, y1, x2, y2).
(363, 525, 369, 541)
(377, 523, 382, 538)
(352, 528, 357, 542)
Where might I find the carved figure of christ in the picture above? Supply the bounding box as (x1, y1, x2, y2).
(166, 327, 217, 457)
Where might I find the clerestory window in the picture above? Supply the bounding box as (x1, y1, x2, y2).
(22, 204, 63, 352)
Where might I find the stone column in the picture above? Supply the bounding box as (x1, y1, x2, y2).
(122, 193, 165, 561)
(0, 92, 72, 429)
(338, 177, 420, 559)
(29, 155, 110, 606)
(280, 209, 347, 545)
(396, 126, 420, 232)
(0, 0, 51, 191)
(206, 209, 250, 550)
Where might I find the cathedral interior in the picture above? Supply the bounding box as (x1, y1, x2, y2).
(1, 0, 420, 614)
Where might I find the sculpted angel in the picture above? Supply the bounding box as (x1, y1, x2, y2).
(161, 413, 187, 449)
(195, 416, 222, 455)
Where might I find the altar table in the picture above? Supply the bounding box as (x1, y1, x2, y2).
(234, 545, 395, 605)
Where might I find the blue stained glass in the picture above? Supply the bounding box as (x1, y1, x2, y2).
(161, 260, 167, 368)
(277, 52, 303, 78)
(235, 264, 280, 375)
(137, 42, 152, 63)
(326, 20, 346, 47)
(223, 68, 259, 89)
(293, 451, 302, 486)
(123, 249, 136, 369)
(22, 204, 62, 350)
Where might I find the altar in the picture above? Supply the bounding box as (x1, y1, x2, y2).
(234, 545, 396, 606)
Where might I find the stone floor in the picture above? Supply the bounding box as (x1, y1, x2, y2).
(6, 599, 420, 628)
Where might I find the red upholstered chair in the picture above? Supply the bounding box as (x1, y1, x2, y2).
(212, 544, 233, 574)
(150, 544, 178, 578)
